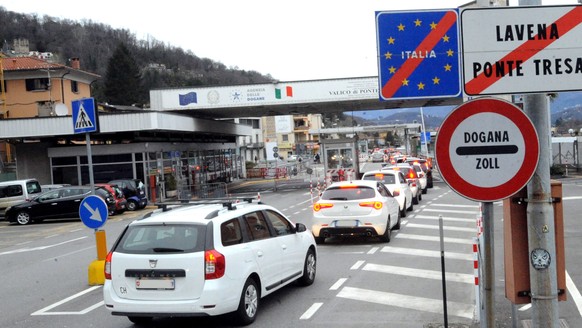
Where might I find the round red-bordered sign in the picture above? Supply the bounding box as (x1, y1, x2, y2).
(435, 98, 539, 202)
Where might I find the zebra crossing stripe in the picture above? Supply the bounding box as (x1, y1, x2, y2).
(395, 233, 474, 245)
(414, 214, 476, 223)
(363, 263, 474, 284)
(337, 286, 474, 319)
(380, 246, 472, 261)
(406, 223, 475, 232)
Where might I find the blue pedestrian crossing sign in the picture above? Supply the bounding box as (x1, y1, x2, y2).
(72, 98, 98, 134)
(375, 9, 462, 101)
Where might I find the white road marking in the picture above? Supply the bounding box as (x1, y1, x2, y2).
(406, 223, 476, 233)
(380, 246, 472, 261)
(0, 236, 88, 256)
(300, 302, 323, 320)
(395, 233, 474, 244)
(337, 286, 474, 319)
(429, 203, 479, 208)
(367, 247, 379, 255)
(566, 270, 582, 317)
(42, 246, 95, 262)
(422, 208, 479, 215)
(363, 263, 474, 284)
(519, 303, 532, 311)
(563, 196, 582, 201)
(350, 260, 365, 270)
(31, 286, 102, 315)
(330, 278, 348, 291)
(414, 214, 476, 223)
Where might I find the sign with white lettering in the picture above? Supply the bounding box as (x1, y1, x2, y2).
(435, 98, 539, 202)
(461, 5, 582, 95)
(375, 9, 462, 100)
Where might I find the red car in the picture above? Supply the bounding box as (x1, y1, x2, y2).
(95, 183, 128, 215)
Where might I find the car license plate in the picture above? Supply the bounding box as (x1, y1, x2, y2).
(335, 220, 357, 227)
(136, 278, 175, 290)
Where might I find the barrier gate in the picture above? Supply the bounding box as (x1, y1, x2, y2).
(320, 138, 361, 186)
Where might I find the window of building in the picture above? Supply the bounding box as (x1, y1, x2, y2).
(282, 135, 289, 142)
(25, 78, 50, 91)
(70, 80, 79, 93)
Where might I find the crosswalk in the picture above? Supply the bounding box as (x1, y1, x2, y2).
(331, 190, 480, 324)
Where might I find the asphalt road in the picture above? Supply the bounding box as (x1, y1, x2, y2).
(0, 177, 581, 328)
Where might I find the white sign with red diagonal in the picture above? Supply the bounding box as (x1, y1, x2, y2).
(461, 5, 582, 96)
(435, 98, 539, 202)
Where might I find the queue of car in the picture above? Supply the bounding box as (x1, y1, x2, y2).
(310, 153, 434, 245)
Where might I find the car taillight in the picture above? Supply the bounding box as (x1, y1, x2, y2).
(360, 201, 383, 210)
(205, 249, 225, 280)
(313, 203, 333, 211)
(104, 251, 113, 280)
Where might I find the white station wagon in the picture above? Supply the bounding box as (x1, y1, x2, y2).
(103, 198, 317, 326)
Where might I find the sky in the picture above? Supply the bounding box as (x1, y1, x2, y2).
(0, 0, 578, 81)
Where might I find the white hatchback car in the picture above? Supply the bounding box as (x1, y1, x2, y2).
(103, 198, 317, 326)
(312, 180, 400, 244)
(361, 170, 413, 218)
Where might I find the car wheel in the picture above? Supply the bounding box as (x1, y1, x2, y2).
(127, 200, 138, 211)
(413, 193, 419, 205)
(393, 211, 402, 230)
(379, 217, 391, 243)
(314, 236, 325, 245)
(16, 211, 32, 225)
(233, 277, 259, 325)
(407, 198, 414, 211)
(297, 249, 316, 286)
(108, 208, 116, 216)
(422, 187, 428, 195)
(400, 201, 407, 218)
(428, 176, 434, 188)
(418, 192, 422, 201)
(128, 316, 153, 325)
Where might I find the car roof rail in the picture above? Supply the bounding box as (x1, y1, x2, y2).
(155, 196, 259, 212)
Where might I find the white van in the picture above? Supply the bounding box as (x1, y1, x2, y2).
(0, 179, 42, 218)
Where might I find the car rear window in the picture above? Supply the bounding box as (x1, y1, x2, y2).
(363, 173, 395, 184)
(116, 224, 205, 254)
(321, 186, 376, 201)
(0, 185, 23, 198)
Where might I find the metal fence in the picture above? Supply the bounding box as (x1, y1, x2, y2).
(176, 182, 228, 200)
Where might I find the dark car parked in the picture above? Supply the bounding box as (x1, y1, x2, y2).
(107, 179, 148, 211)
(5, 185, 116, 225)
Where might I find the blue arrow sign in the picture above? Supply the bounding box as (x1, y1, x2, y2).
(72, 98, 97, 134)
(375, 9, 462, 101)
(80, 195, 108, 229)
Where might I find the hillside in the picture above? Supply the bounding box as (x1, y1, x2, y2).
(352, 91, 582, 130)
(0, 7, 274, 105)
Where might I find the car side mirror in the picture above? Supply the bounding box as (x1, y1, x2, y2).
(296, 222, 307, 232)
(392, 190, 400, 197)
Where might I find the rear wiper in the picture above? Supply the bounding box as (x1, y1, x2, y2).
(329, 197, 348, 201)
(152, 247, 184, 253)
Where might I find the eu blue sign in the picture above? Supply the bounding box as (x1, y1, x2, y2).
(375, 9, 462, 101)
(80, 195, 108, 229)
(72, 98, 97, 134)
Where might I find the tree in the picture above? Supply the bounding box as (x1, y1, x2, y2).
(104, 43, 144, 105)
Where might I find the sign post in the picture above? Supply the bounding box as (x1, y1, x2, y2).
(436, 97, 539, 327)
(72, 98, 105, 285)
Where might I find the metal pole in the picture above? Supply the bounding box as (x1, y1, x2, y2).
(420, 107, 428, 157)
(525, 94, 559, 327)
(86, 132, 95, 195)
(481, 202, 495, 328)
(439, 215, 449, 327)
(518, 0, 559, 325)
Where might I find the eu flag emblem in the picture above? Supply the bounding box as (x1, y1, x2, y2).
(375, 10, 461, 101)
(179, 92, 198, 106)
